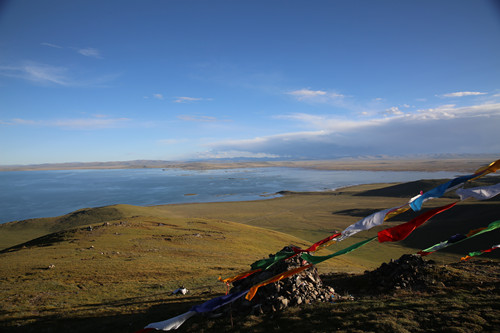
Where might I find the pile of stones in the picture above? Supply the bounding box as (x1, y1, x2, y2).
(363, 254, 443, 292)
(211, 250, 454, 320)
(227, 246, 344, 315)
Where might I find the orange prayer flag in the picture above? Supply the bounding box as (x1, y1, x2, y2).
(384, 205, 411, 221)
(474, 159, 500, 175)
(471, 159, 500, 181)
(466, 227, 486, 237)
(245, 264, 313, 301)
(218, 268, 262, 284)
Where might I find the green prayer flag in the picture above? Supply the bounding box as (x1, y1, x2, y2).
(250, 250, 295, 270)
(469, 220, 500, 237)
(467, 250, 483, 257)
(420, 220, 500, 254)
(301, 236, 377, 265)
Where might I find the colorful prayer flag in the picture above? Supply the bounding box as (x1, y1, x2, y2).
(418, 220, 500, 256)
(378, 202, 457, 243)
(337, 207, 397, 241)
(144, 311, 197, 331)
(456, 183, 500, 201)
(410, 159, 500, 211)
(292, 233, 342, 253)
(218, 268, 262, 284)
(250, 249, 295, 270)
(461, 244, 500, 261)
(474, 159, 500, 177)
(301, 237, 377, 265)
(409, 174, 476, 211)
(245, 264, 312, 301)
(141, 290, 249, 331)
(191, 290, 249, 313)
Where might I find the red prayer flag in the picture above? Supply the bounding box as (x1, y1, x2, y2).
(378, 202, 457, 243)
(292, 232, 342, 253)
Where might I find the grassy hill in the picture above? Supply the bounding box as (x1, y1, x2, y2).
(0, 214, 317, 332)
(0, 177, 499, 332)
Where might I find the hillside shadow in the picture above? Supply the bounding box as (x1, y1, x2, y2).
(333, 208, 381, 217)
(0, 230, 75, 254)
(0, 296, 206, 333)
(399, 203, 500, 256)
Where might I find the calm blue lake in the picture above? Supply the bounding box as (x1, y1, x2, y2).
(0, 167, 464, 224)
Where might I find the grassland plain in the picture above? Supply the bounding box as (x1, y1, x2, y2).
(0, 174, 499, 332)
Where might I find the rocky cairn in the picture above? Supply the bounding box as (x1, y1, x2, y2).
(362, 254, 443, 293)
(216, 250, 446, 319)
(227, 246, 344, 315)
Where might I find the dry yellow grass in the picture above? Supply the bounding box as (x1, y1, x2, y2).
(0, 216, 314, 328)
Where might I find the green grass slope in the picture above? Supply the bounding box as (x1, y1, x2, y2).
(0, 215, 314, 331)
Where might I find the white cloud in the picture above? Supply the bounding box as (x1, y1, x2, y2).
(277, 103, 500, 133)
(158, 138, 187, 145)
(10, 118, 37, 125)
(384, 106, 404, 116)
(41, 42, 102, 59)
(153, 93, 164, 100)
(174, 96, 204, 103)
(288, 89, 327, 98)
(442, 91, 487, 97)
(287, 88, 344, 103)
(0, 61, 117, 87)
(0, 63, 71, 86)
(77, 47, 102, 58)
(415, 103, 500, 119)
(177, 115, 218, 122)
(198, 150, 281, 159)
(24, 64, 69, 85)
(3, 116, 131, 130)
(53, 117, 129, 129)
(207, 103, 500, 158)
(277, 113, 384, 132)
(41, 42, 63, 49)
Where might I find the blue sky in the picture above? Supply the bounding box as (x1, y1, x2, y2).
(1, 0, 499, 165)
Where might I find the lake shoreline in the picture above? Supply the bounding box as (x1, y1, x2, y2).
(0, 156, 497, 172)
(0, 167, 472, 224)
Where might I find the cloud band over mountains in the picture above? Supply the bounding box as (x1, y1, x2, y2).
(205, 103, 500, 159)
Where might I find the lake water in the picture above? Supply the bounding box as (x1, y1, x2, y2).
(0, 167, 464, 224)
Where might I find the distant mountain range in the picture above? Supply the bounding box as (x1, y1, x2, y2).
(0, 153, 497, 172)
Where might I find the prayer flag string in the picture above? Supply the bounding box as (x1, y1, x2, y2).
(219, 179, 500, 285)
(245, 265, 313, 301)
(377, 202, 457, 243)
(461, 244, 500, 261)
(300, 237, 377, 265)
(410, 159, 500, 212)
(417, 220, 500, 256)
